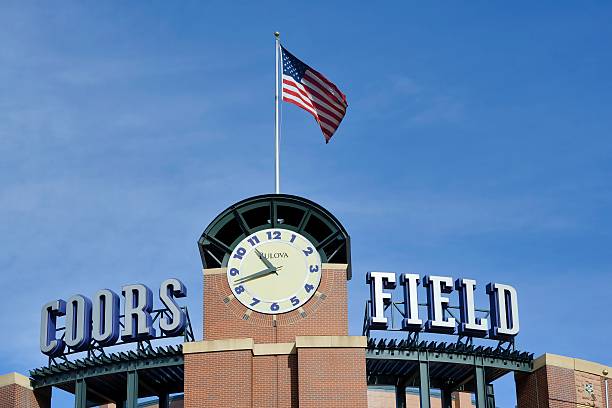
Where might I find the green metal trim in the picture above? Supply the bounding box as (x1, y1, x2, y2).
(474, 364, 486, 408)
(366, 348, 532, 373)
(126, 370, 138, 408)
(74, 379, 86, 408)
(486, 384, 495, 408)
(30, 346, 183, 389)
(198, 194, 352, 279)
(418, 356, 431, 408)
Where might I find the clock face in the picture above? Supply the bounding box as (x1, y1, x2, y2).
(226, 228, 322, 314)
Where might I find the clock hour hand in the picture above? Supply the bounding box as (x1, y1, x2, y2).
(254, 249, 275, 269)
(234, 266, 283, 284)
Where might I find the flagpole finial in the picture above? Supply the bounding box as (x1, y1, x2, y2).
(274, 31, 280, 38)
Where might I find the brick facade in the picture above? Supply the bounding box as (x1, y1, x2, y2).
(296, 347, 367, 408)
(183, 336, 368, 408)
(184, 349, 253, 408)
(202, 265, 348, 343)
(367, 388, 474, 408)
(252, 354, 299, 408)
(182, 263, 368, 408)
(515, 353, 611, 408)
(0, 374, 50, 408)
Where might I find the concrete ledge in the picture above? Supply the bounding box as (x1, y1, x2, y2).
(0, 372, 32, 390)
(575, 357, 610, 377)
(184, 338, 254, 354)
(295, 336, 367, 349)
(253, 342, 296, 356)
(184, 336, 367, 355)
(202, 267, 226, 276)
(322, 263, 348, 271)
(533, 353, 611, 378)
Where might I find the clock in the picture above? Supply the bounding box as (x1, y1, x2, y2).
(226, 228, 322, 314)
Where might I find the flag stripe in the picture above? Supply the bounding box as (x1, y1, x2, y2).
(301, 82, 346, 119)
(305, 70, 347, 106)
(304, 72, 347, 109)
(283, 95, 319, 122)
(282, 78, 313, 105)
(283, 79, 342, 126)
(283, 92, 317, 117)
(303, 73, 346, 106)
(302, 80, 346, 117)
(280, 45, 347, 142)
(282, 82, 316, 110)
(286, 76, 345, 121)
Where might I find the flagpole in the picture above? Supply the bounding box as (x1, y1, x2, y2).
(274, 31, 281, 194)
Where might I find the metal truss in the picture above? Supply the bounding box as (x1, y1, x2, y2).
(31, 345, 184, 389)
(366, 337, 533, 408)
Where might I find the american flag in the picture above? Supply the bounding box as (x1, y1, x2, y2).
(281, 46, 348, 143)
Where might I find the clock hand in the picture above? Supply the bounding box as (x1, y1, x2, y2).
(254, 249, 275, 269)
(234, 266, 283, 284)
(235, 268, 274, 283)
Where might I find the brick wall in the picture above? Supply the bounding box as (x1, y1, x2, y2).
(183, 350, 301, 408)
(547, 365, 576, 405)
(367, 388, 474, 408)
(0, 382, 49, 408)
(202, 266, 348, 343)
(186, 263, 366, 408)
(296, 347, 367, 408)
(183, 337, 367, 408)
(575, 370, 605, 408)
(102, 397, 184, 408)
(515, 354, 611, 408)
(184, 350, 252, 408)
(252, 354, 298, 408)
(0, 384, 16, 408)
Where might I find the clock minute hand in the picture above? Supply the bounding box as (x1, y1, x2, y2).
(255, 249, 275, 269)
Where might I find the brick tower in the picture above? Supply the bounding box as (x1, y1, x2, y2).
(183, 194, 367, 408)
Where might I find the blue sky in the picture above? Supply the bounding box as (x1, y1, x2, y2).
(1, 2, 611, 406)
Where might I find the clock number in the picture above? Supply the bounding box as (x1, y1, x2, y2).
(235, 285, 246, 295)
(290, 296, 300, 306)
(229, 268, 240, 276)
(233, 247, 247, 260)
(250, 297, 260, 306)
(303, 247, 314, 256)
(290, 234, 296, 243)
(266, 230, 281, 240)
(247, 235, 260, 246)
(309, 265, 319, 273)
(304, 284, 314, 293)
(270, 302, 280, 311)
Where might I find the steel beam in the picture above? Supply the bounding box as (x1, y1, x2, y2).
(474, 366, 486, 408)
(74, 379, 86, 408)
(486, 384, 495, 408)
(126, 370, 138, 408)
(33, 387, 52, 408)
(419, 361, 430, 408)
(158, 393, 169, 408)
(395, 379, 407, 408)
(440, 389, 453, 408)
